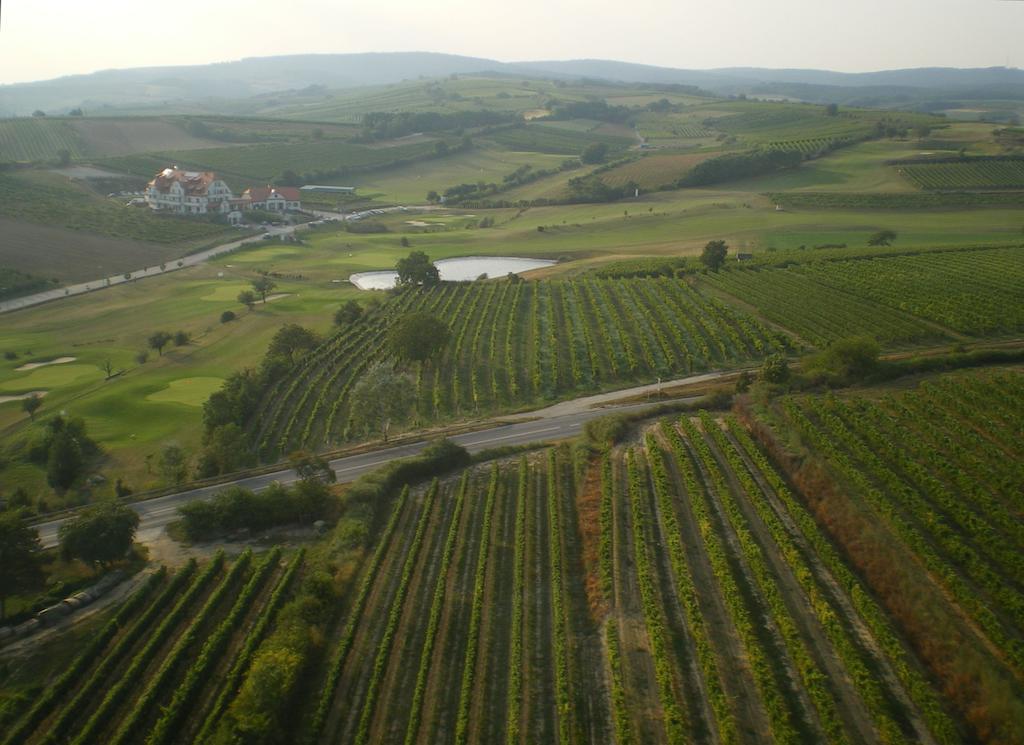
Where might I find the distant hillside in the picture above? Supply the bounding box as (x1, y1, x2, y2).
(1, 51, 1022, 116)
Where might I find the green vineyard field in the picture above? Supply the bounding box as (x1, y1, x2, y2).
(702, 246, 1024, 344)
(765, 368, 1024, 742)
(250, 278, 789, 458)
(898, 159, 1024, 191)
(302, 419, 966, 743)
(3, 549, 303, 745)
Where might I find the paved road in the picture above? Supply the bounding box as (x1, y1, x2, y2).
(35, 384, 709, 549)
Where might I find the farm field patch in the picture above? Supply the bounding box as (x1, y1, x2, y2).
(249, 277, 789, 458)
(897, 158, 1024, 190)
(146, 377, 226, 407)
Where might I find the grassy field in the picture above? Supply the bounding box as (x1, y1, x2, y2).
(0, 117, 237, 163)
(0, 119, 87, 161)
(0, 171, 237, 246)
(100, 139, 437, 185)
(345, 147, 568, 203)
(599, 152, 717, 189)
(0, 259, 352, 502)
(0, 217, 195, 283)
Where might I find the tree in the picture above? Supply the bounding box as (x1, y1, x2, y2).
(388, 313, 450, 365)
(47, 426, 83, 491)
(277, 169, 301, 186)
(251, 277, 277, 303)
(426, 190, 440, 204)
(580, 142, 609, 164)
(349, 364, 415, 442)
(148, 330, 173, 356)
(700, 240, 729, 272)
(395, 251, 440, 288)
(32, 110, 45, 117)
(159, 444, 188, 485)
(400, 236, 411, 248)
(434, 140, 450, 157)
(22, 393, 42, 420)
(135, 350, 149, 365)
(0, 512, 44, 619)
(237, 289, 257, 311)
(69, 108, 84, 116)
(825, 103, 839, 116)
(265, 324, 320, 366)
(102, 359, 114, 379)
(220, 310, 236, 323)
(760, 354, 790, 384)
(58, 500, 139, 570)
(334, 300, 363, 327)
(868, 230, 897, 246)
(807, 336, 880, 382)
(173, 330, 190, 346)
(196, 423, 251, 478)
(288, 451, 336, 484)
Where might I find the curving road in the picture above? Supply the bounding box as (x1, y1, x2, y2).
(34, 371, 727, 549)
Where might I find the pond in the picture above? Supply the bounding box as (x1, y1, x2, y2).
(349, 256, 556, 290)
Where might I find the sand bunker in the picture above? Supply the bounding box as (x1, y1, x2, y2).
(0, 390, 48, 404)
(16, 356, 76, 371)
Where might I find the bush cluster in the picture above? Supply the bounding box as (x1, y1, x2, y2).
(177, 480, 335, 541)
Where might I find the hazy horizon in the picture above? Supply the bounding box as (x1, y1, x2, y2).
(0, 0, 1021, 86)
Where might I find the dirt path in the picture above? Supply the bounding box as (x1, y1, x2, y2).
(657, 427, 773, 744)
(523, 466, 558, 744)
(369, 483, 454, 743)
(420, 472, 488, 743)
(473, 473, 515, 743)
(611, 453, 666, 744)
(321, 493, 424, 744)
(686, 422, 824, 741)
(640, 442, 719, 745)
(0, 568, 155, 660)
(555, 454, 613, 744)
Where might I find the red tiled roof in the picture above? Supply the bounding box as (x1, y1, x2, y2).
(148, 167, 218, 195)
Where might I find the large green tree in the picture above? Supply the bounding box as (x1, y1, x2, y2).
(288, 451, 336, 484)
(251, 276, 277, 303)
(47, 427, 83, 492)
(58, 500, 140, 570)
(0, 512, 44, 619)
(395, 251, 440, 288)
(148, 330, 173, 356)
(580, 142, 609, 164)
(265, 324, 320, 366)
(388, 312, 450, 365)
(197, 423, 252, 478)
(349, 363, 415, 442)
(334, 300, 364, 327)
(700, 240, 729, 272)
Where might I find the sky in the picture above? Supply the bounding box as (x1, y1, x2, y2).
(0, 0, 1021, 85)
